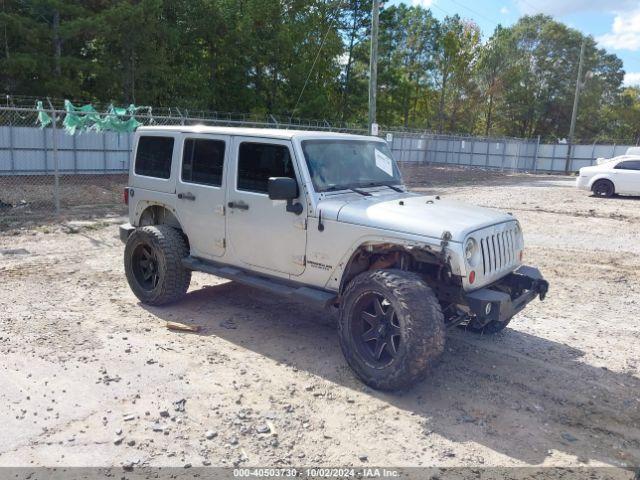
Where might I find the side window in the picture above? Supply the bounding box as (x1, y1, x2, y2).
(615, 160, 640, 171)
(134, 136, 174, 179)
(182, 138, 225, 187)
(237, 142, 295, 193)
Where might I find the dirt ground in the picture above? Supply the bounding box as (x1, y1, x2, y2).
(0, 174, 127, 229)
(0, 167, 639, 473)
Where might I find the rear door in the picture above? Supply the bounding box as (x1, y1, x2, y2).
(175, 134, 229, 259)
(225, 137, 307, 276)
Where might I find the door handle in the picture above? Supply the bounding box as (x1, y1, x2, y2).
(177, 192, 196, 201)
(227, 201, 249, 211)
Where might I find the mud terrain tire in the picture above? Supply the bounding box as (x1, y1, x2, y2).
(124, 225, 191, 305)
(338, 269, 445, 391)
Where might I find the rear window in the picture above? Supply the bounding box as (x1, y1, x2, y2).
(182, 139, 225, 187)
(135, 136, 174, 179)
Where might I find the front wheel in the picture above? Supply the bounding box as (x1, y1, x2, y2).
(592, 179, 615, 197)
(124, 225, 191, 305)
(338, 269, 445, 391)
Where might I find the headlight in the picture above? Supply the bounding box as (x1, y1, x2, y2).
(464, 238, 478, 264)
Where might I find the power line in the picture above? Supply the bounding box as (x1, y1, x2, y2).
(292, 8, 340, 116)
(447, 0, 500, 27)
(518, 0, 540, 14)
(429, 1, 453, 17)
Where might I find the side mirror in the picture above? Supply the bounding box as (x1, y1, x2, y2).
(268, 177, 298, 200)
(268, 177, 303, 215)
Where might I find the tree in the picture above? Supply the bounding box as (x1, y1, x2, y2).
(373, 4, 439, 128)
(491, 15, 624, 140)
(475, 26, 513, 135)
(0, 2, 634, 139)
(602, 87, 640, 142)
(432, 15, 481, 133)
(338, 0, 371, 121)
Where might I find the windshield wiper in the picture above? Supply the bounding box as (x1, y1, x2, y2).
(358, 182, 405, 193)
(349, 187, 372, 196)
(323, 185, 371, 196)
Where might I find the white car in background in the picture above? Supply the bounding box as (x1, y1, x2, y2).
(576, 155, 640, 197)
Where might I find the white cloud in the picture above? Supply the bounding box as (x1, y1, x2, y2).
(598, 9, 640, 51)
(515, 0, 636, 16)
(500, 6, 509, 14)
(624, 72, 640, 86)
(410, 0, 434, 7)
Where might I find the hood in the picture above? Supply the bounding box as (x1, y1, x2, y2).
(579, 164, 603, 174)
(318, 192, 515, 242)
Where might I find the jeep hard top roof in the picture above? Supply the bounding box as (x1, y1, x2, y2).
(137, 125, 381, 142)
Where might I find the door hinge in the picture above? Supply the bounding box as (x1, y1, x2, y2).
(215, 204, 225, 216)
(293, 254, 306, 266)
(215, 238, 226, 249)
(294, 218, 307, 230)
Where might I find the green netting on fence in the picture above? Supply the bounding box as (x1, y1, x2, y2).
(36, 101, 52, 128)
(36, 100, 151, 134)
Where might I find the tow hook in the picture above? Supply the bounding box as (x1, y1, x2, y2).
(534, 279, 549, 301)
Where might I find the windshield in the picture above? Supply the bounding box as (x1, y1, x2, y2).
(301, 139, 402, 192)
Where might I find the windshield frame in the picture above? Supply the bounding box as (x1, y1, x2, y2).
(300, 138, 403, 193)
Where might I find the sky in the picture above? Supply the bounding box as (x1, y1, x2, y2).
(390, 0, 640, 87)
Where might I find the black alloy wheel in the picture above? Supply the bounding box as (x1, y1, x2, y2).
(132, 243, 160, 291)
(351, 292, 402, 367)
(592, 179, 614, 197)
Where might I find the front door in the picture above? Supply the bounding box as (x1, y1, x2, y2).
(226, 137, 307, 276)
(175, 134, 229, 259)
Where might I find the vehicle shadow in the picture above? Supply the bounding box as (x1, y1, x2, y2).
(589, 194, 640, 200)
(142, 281, 640, 468)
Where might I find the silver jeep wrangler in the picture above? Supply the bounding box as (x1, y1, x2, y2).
(121, 126, 548, 390)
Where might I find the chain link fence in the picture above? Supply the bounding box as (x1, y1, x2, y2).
(1, 103, 637, 227)
(0, 104, 369, 227)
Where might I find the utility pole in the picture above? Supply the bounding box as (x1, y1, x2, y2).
(368, 0, 380, 136)
(565, 38, 586, 173)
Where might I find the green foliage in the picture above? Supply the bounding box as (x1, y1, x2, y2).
(1, 1, 637, 140)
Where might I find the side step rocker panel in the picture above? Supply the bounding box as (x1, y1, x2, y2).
(182, 256, 337, 308)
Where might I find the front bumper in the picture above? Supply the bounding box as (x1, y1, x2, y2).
(119, 223, 135, 243)
(576, 176, 590, 190)
(464, 266, 548, 324)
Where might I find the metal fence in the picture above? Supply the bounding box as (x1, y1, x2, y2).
(0, 104, 636, 226)
(385, 133, 637, 173)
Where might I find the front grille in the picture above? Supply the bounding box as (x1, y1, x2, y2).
(479, 225, 519, 276)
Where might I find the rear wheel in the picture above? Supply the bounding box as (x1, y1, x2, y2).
(338, 269, 445, 391)
(592, 179, 615, 197)
(124, 225, 191, 305)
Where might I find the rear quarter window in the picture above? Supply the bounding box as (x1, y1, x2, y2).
(135, 136, 175, 179)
